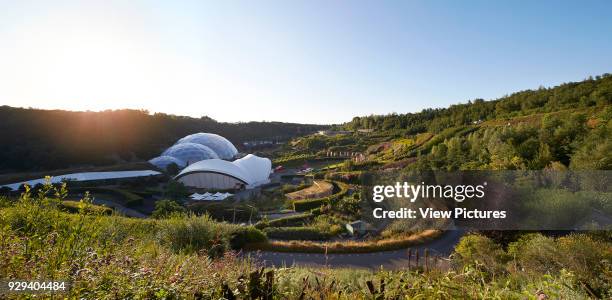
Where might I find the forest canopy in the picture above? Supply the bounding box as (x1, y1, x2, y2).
(0, 107, 325, 171)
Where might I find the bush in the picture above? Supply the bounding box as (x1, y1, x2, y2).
(509, 233, 612, 295)
(452, 234, 508, 276)
(229, 226, 267, 249)
(152, 199, 186, 219)
(156, 215, 232, 257)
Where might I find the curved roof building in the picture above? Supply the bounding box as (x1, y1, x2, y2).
(148, 155, 186, 170)
(176, 133, 238, 160)
(162, 142, 219, 165)
(175, 154, 271, 190)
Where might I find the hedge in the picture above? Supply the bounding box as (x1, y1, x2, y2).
(292, 181, 349, 212)
(263, 227, 332, 241)
(255, 213, 314, 229)
(272, 154, 316, 165)
(324, 171, 363, 184)
(247, 229, 443, 254)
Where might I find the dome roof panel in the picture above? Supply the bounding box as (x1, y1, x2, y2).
(162, 142, 219, 164)
(176, 133, 238, 160)
(148, 155, 186, 170)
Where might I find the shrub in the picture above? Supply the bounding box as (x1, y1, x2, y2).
(152, 199, 186, 219)
(292, 198, 328, 212)
(509, 233, 612, 295)
(156, 215, 232, 257)
(452, 234, 508, 276)
(229, 226, 267, 249)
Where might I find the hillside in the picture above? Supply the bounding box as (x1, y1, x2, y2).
(343, 73, 612, 134)
(0, 75, 610, 299)
(0, 107, 326, 172)
(276, 74, 611, 172)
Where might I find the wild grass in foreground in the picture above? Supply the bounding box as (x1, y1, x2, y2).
(0, 182, 610, 299)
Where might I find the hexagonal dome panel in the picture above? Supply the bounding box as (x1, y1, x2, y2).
(176, 133, 238, 160)
(148, 155, 186, 170)
(162, 142, 219, 165)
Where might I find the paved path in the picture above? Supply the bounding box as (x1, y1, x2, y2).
(245, 229, 464, 269)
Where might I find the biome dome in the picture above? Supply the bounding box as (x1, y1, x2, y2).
(148, 155, 186, 170)
(161, 142, 219, 165)
(176, 133, 238, 160)
(175, 154, 271, 189)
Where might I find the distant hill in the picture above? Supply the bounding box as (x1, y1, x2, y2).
(0, 107, 327, 172)
(286, 74, 611, 171)
(343, 73, 612, 134)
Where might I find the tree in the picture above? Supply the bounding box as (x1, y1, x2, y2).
(165, 162, 180, 175)
(165, 180, 189, 200)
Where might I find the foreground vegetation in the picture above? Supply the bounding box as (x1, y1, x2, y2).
(0, 184, 607, 299)
(1, 75, 611, 298)
(0, 181, 609, 299)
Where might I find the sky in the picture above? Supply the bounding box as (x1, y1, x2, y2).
(0, 1, 611, 124)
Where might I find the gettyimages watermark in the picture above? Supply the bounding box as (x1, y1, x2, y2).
(359, 170, 611, 231)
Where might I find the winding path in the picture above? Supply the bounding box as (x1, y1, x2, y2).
(245, 229, 464, 269)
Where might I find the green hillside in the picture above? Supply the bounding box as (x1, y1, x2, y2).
(1, 75, 610, 298)
(0, 107, 326, 172)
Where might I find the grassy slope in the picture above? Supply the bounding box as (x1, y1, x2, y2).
(1, 184, 609, 298)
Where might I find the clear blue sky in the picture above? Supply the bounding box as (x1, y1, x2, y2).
(0, 0, 611, 124)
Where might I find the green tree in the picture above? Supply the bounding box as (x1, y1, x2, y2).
(165, 180, 189, 200)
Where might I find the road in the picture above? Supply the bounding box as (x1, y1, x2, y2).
(245, 229, 464, 269)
